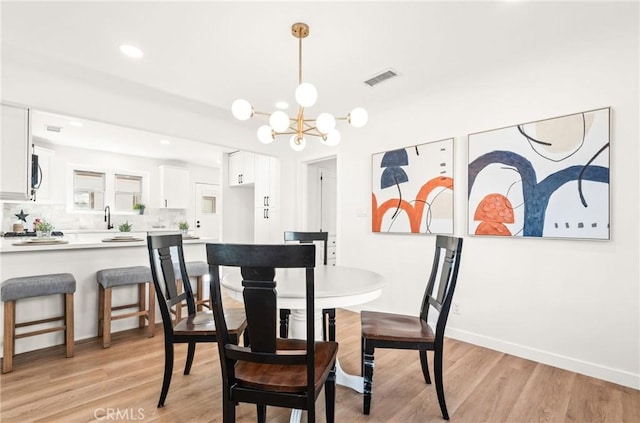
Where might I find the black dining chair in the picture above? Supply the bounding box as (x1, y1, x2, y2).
(206, 243, 338, 423)
(360, 235, 463, 420)
(280, 231, 334, 341)
(146, 234, 247, 408)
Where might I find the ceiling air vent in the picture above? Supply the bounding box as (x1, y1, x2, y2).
(45, 125, 62, 133)
(364, 69, 399, 87)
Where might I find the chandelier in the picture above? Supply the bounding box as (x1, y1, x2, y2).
(231, 22, 368, 151)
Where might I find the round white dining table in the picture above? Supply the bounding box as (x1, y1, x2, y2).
(221, 265, 384, 392)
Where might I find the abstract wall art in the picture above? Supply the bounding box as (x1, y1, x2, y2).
(372, 138, 454, 234)
(468, 107, 610, 240)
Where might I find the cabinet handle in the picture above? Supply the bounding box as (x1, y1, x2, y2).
(164, 199, 167, 207)
(266, 209, 269, 219)
(266, 196, 270, 207)
(263, 196, 267, 207)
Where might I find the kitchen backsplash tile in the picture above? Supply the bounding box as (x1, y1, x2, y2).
(1, 202, 187, 234)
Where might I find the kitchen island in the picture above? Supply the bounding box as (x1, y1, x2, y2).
(0, 232, 214, 357)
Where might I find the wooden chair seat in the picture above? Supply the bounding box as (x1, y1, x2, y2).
(173, 308, 247, 337)
(361, 311, 435, 343)
(235, 339, 338, 393)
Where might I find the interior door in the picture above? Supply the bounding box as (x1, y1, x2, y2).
(194, 182, 221, 239)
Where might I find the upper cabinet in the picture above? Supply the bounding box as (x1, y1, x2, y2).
(159, 165, 189, 208)
(228, 151, 255, 186)
(1, 104, 32, 201)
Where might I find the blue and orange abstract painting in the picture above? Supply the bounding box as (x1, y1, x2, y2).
(468, 108, 610, 239)
(372, 138, 454, 234)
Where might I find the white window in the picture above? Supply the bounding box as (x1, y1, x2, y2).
(73, 170, 105, 210)
(114, 174, 143, 211)
(68, 166, 148, 214)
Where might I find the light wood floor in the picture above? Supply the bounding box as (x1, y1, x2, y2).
(1, 308, 638, 422)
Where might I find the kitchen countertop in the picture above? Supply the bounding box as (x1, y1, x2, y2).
(0, 233, 215, 253)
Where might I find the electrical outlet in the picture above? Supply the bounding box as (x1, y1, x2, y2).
(452, 302, 461, 315)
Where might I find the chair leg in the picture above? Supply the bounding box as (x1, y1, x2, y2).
(184, 341, 196, 375)
(2, 300, 15, 373)
(222, 387, 236, 423)
(324, 366, 336, 423)
(102, 287, 112, 348)
(65, 293, 74, 358)
(279, 309, 290, 338)
(256, 404, 266, 423)
(419, 350, 431, 384)
(158, 341, 174, 407)
(434, 348, 449, 420)
(147, 282, 155, 338)
(363, 339, 375, 415)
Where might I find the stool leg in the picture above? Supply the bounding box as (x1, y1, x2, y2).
(174, 279, 183, 323)
(3, 300, 15, 373)
(196, 276, 204, 312)
(147, 282, 155, 338)
(103, 287, 112, 348)
(97, 285, 104, 337)
(65, 293, 74, 358)
(138, 283, 146, 329)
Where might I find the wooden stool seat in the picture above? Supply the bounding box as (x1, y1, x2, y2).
(1, 273, 76, 373)
(97, 266, 155, 348)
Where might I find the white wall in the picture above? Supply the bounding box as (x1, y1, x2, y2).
(324, 12, 639, 389)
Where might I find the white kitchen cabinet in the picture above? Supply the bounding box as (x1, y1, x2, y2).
(159, 165, 189, 208)
(254, 207, 281, 244)
(254, 154, 280, 243)
(1, 104, 32, 201)
(228, 151, 255, 186)
(254, 154, 279, 208)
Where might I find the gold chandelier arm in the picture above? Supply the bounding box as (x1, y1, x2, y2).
(253, 110, 270, 117)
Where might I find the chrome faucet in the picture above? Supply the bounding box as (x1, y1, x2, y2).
(104, 205, 113, 229)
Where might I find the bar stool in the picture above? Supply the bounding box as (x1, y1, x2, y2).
(173, 261, 211, 322)
(97, 266, 155, 348)
(1, 273, 76, 373)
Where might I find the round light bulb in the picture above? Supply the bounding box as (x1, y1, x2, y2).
(231, 99, 253, 120)
(257, 125, 275, 144)
(289, 135, 306, 152)
(269, 111, 290, 132)
(316, 113, 336, 134)
(349, 107, 368, 128)
(322, 129, 341, 147)
(295, 82, 318, 108)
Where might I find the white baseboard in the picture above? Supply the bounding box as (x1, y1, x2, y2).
(445, 327, 639, 390)
(345, 306, 639, 390)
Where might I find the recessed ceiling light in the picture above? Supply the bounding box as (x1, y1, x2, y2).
(160, 139, 170, 145)
(275, 101, 289, 110)
(69, 120, 83, 127)
(120, 44, 144, 59)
